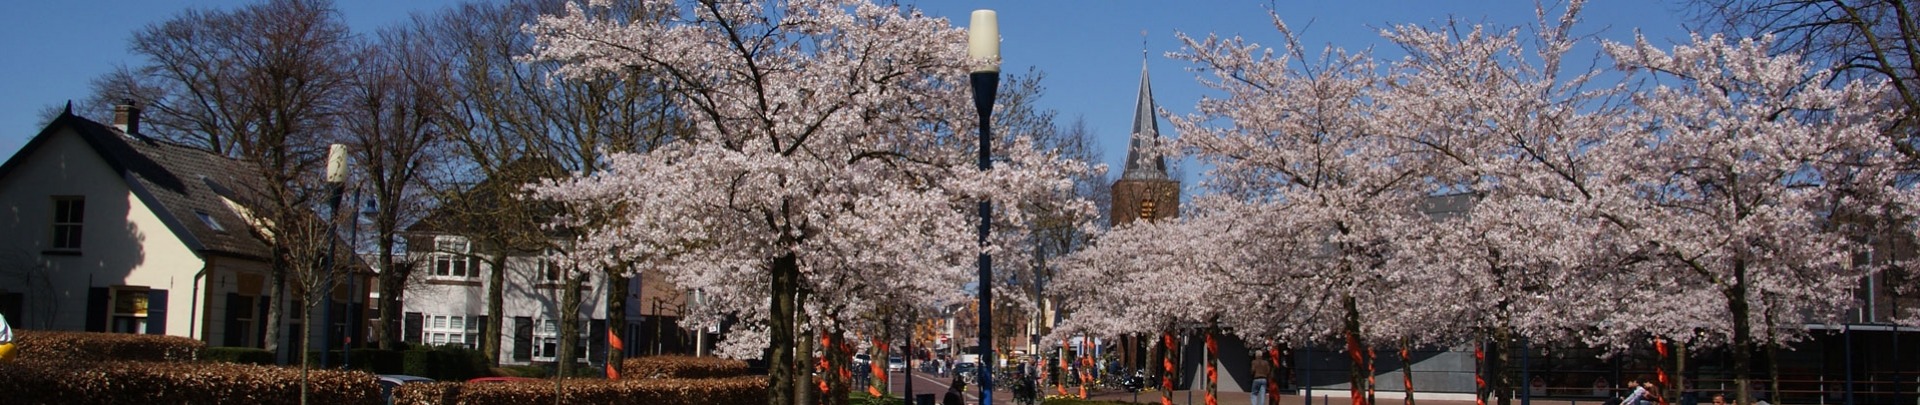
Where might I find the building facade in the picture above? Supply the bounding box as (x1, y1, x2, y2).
(0, 105, 324, 351)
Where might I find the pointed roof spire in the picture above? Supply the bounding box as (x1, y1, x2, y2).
(1121, 56, 1169, 181)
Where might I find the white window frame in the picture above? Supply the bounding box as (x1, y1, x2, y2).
(51, 196, 85, 251)
(431, 236, 474, 279)
(530, 318, 587, 362)
(424, 314, 480, 349)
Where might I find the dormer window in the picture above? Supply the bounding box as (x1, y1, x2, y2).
(194, 210, 226, 232)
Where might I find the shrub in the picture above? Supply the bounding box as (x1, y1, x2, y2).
(203, 346, 275, 365)
(1039, 398, 1144, 405)
(496, 365, 550, 378)
(393, 376, 766, 405)
(392, 381, 461, 405)
(620, 355, 751, 379)
(402, 345, 489, 381)
(11, 330, 203, 363)
(303, 349, 407, 374)
(0, 358, 379, 404)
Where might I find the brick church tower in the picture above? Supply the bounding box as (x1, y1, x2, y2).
(1112, 61, 1179, 373)
(1111, 61, 1179, 227)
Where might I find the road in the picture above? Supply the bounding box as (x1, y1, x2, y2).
(874, 367, 1598, 405)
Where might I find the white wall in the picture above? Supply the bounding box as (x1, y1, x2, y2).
(0, 128, 204, 337)
(404, 246, 611, 363)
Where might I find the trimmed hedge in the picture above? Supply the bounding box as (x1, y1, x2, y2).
(402, 345, 490, 381)
(620, 355, 751, 379)
(1039, 399, 1145, 405)
(392, 376, 766, 405)
(11, 330, 203, 363)
(0, 358, 380, 404)
(391, 381, 461, 405)
(204, 346, 276, 365)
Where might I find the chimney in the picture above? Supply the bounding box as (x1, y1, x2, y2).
(113, 100, 140, 136)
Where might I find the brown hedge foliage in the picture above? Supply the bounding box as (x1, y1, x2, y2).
(391, 381, 462, 405)
(391, 376, 766, 405)
(0, 358, 380, 404)
(620, 355, 751, 379)
(12, 330, 203, 362)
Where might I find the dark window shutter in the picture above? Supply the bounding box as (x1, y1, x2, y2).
(513, 316, 533, 362)
(223, 293, 247, 347)
(256, 296, 272, 348)
(86, 287, 108, 332)
(403, 312, 423, 344)
(589, 319, 607, 364)
(467, 257, 481, 278)
(146, 289, 168, 335)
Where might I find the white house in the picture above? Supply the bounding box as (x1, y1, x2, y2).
(399, 159, 688, 366)
(0, 105, 299, 349)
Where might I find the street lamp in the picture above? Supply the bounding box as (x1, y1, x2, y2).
(321, 144, 348, 368)
(968, 9, 999, 405)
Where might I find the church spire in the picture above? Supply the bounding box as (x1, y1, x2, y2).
(1122, 58, 1169, 180)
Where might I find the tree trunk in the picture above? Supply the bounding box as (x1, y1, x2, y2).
(1729, 262, 1754, 405)
(1674, 343, 1687, 403)
(796, 289, 815, 405)
(1344, 295, 1372, 405)
(825, 328, 851, 405)
(1161, 331, 1178, 405)
(1493, 322, 1513, 405)
(769, 252, 800, 405)
(375, 238, 401, 350)
(1206, 328, 1219, 405)
(266, 257, 287, 363)
(300, 299, 315, 405)
(1764, 296, 1781, 405)
(607, 269, 629, 377)
(559, 273, 584, 379)
(1401, 339, 1415, 405)
(485, 257, 505, 366)
(1766, 341, 1780, 404)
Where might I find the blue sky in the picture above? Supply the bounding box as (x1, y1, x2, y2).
(0, 1, 1695, 179)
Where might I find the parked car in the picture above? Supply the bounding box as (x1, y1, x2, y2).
(854, 353, 871, 367)
(953, 362, 978, 384)
(887, 357, 906, 373)
(376, 375, 433, 405)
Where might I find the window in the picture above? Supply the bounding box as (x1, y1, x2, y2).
(52, 197, 85, 250)
(540, 248, 560, 282)
(425, 314, 480, 349)
(111, 288, 149, 334)
(531, 319, 587, 362)
(194, 210, 225, 232)
(432, 237, 472, 278)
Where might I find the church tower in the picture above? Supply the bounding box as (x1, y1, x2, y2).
(1110, 61, 1180, 227)
(1109, 59, 1182, 375)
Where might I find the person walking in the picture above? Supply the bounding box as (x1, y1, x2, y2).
(943, 377, 968, 405)
(1250, 351, 1273, 405)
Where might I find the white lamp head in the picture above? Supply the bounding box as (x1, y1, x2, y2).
(968, 10, 999, 73)
(325, 144, 349, 183)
